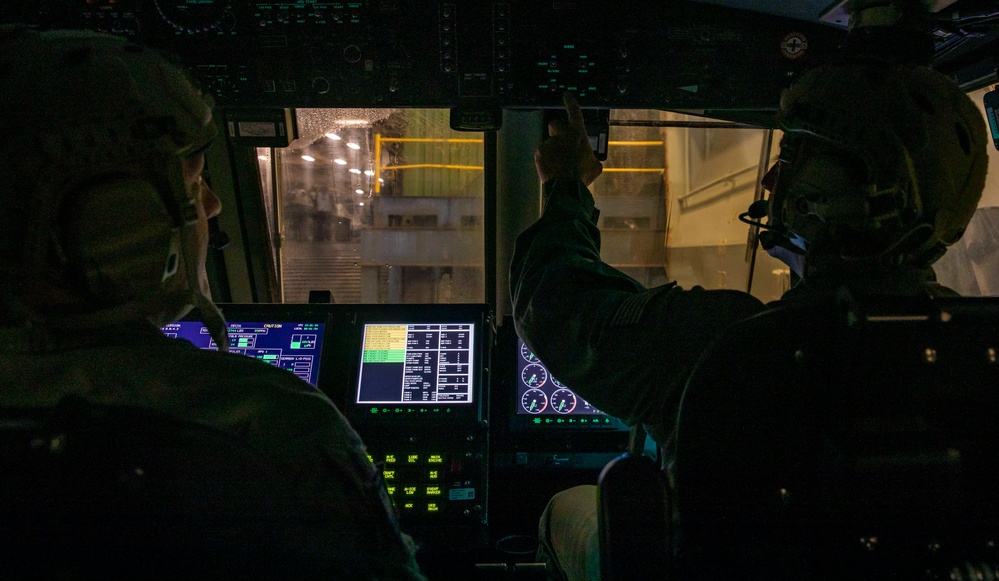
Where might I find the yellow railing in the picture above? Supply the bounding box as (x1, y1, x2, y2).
(604, 140, 665, 173)
(375, 135, 484, 193)
(608, 140, 663, 146)
(372, 136, 666, 192)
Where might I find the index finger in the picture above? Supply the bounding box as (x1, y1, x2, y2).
(563, 92, 586, 133)
(548, 118, 568, 137)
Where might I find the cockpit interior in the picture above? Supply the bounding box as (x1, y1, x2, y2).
(3, 1, 999, 578)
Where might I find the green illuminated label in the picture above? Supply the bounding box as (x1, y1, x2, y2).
(363, 349, 405, 363)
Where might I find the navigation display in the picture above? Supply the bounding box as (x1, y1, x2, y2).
(355, 322, 475, 405)
(162, 320, 325, 388)
(517, 338, 620, 427)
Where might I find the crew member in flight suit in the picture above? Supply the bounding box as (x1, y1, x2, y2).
(510, 9, 989, 581)
(0, 26, 425, 580)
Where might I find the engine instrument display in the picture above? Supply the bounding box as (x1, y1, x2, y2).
(516, 338, 619, 426)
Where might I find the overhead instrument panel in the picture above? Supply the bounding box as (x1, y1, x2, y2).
(0, 1, 845, 116)
(153, 0, 233, 34)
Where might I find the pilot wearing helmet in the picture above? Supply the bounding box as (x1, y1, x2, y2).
(510, 5, 988, 580)
(0, 26, 425, 580)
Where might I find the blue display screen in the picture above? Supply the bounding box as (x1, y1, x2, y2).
(162, 320, 326, 388)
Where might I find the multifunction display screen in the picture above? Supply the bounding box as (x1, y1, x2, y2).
(517, 338, 617, 426)
(355, 322, 475, 405)
(162, 320, 325, 388)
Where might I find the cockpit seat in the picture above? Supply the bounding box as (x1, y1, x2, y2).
(597, 424, 671, 581)
(0, 396, 339, 579)
(670, 289, 999, 579)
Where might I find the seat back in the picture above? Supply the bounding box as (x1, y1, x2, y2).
(597, 425, 672, 581)
(671, 290, 999, 579)
(0, 396, 339, 578)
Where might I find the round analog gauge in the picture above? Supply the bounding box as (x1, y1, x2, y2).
(551, 375, 564, 388)
(550, 389, 577, 414)
(520, 342, 540, 363)
(521, 363, 548, 388)
(521, 388, 548, 414)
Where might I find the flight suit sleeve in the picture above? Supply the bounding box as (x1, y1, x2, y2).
(510, 176, 765, 442)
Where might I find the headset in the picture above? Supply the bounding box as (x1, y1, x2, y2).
(738, 59, 986, 271)
(0, 26, 228, 349)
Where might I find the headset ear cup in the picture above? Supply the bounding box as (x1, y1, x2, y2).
(61, 177, 179, 305)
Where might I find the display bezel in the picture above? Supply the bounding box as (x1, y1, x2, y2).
(512, 336, 628, 431)
(166, 304, 335, 395)
(493, 321, 628, 433)
(342, 304, 491, 425)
